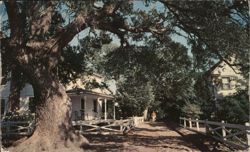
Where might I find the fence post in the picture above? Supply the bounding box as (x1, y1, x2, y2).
(221, 120, 226, 141)
(245, 122, 250, 151)
(189, 118, 192, 128)
(183, 118, 186, 128)
(196, 118, 199, 131)
(205, 119, 209, 134)
(134, 117, 138, 127)
(27, 121, 31, 135)
(120, 125, 123, 132)
(80, 125, 83, 132)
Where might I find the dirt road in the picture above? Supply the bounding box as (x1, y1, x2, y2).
(83, 122, 232, 152)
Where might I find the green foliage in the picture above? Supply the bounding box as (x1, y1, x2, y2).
(102, 35, 194, 120)
(181, 101, 203, 119)
(116, 80, 154, 117)
(164, 0, 249, 76)
(58, 45, 86, 84)
(193, 74, 215, 119)
(216, 90, 249, 124)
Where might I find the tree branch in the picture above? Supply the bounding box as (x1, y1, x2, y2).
(47, 1, 168, 52)
(30, 1, 55, 37)
(163, 1, 244, 74)
(45, 1, 122, 52)
(47, 14, 88, 52)
(4, 0, 24, 44)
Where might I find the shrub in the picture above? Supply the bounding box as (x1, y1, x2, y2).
(216, 90, 249, 124)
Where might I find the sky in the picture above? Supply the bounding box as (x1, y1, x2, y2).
(0, 3, 6, 21)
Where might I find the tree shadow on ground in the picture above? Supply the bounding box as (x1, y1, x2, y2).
(158, 121, 234, 152)
(83, 121, 230, 152)
(83, 133, 195, 152)
(82, 121, 241, 151)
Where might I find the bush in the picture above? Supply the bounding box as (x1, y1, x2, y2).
(181, 101, 203, 119)
(216, 90, 249, 124)
(3, 110, 35, 122)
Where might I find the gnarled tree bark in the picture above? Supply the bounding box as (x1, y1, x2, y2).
(8, 66, 23, 112)
(9, 56, 88, 152)
(4, 0, 90, 149)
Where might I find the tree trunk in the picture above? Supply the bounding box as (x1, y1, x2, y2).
(10, 69, 88, 152)
(8, 67, 23, 112)
(3, 1, 90, 150)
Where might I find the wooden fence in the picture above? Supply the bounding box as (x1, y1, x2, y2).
(72, 119, 134, 134)
(179, 117, 250, 150)
(73, 117, 144, 134)
(1, 120, 36, 137)
(0, 117, 144, 137)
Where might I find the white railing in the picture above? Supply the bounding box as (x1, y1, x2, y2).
(133, 116, 144, 127)
(72, 116, 144, 134)
(179, 117, 250, 150)
(72, 119, 135, 134)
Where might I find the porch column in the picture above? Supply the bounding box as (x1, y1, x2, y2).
(97, 98, 101, 119)
(113, 101, 115, 120)
(104, 98, 107, 120)
(113, 101, 118, 120)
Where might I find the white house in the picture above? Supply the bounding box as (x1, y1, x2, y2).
(208, 60, 246, 99)
(65, 74, 115, 121)
(0, 82, 34, 115)
(0, 74, 115, 121)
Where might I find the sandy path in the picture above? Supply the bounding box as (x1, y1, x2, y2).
(83, 122, 231, 152)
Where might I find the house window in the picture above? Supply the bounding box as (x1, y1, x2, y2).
(230, 76, 237, 81)
(1, 99, 5, 115)
(93, 99, 98, 113)
(80, 98, 85, 120)
(221, 77, 231, 90)
(81, 98, 85, 110)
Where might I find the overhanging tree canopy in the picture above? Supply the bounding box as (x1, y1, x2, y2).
(0, 0, 248, 151)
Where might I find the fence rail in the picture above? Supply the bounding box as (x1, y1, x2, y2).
(179, 117, 250, 150)
(1, 120, 36, 137)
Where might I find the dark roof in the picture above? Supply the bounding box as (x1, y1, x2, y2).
(207, 59, 239, 75)
(66, 88, 114, 99)
(206, 60, 223, 74)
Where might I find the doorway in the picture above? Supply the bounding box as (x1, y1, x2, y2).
(80, 98, 85, 120)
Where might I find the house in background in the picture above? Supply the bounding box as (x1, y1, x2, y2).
(66, 73, 115, 121)
(208, 60, 246, 99)
(0, 82, 34, 115)
(0, 73, 115, 121)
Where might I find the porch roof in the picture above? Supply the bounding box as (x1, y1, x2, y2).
(66, 88, 114, 99)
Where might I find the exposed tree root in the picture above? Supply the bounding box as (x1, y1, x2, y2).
(8, 130, 89, 152)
